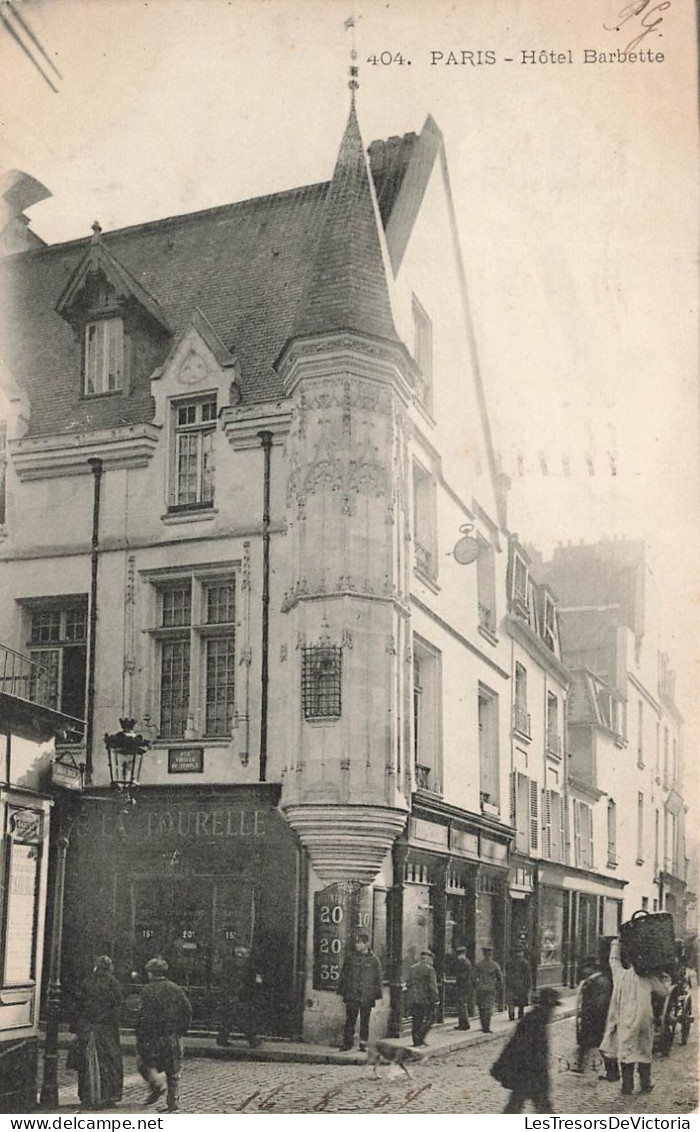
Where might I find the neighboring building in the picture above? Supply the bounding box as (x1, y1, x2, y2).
(0, 98, 516, 1041)
(540, 539, 687, 931)
(0, 643, 83, 1112)
(504, 538, 624, 990)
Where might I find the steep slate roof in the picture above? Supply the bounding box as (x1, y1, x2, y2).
(0, 106, 415, 440)
(291, 102, 397, 343)
(0, 183, 328, 436)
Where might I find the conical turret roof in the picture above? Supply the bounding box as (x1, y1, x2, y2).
(292, 101, 398, 342)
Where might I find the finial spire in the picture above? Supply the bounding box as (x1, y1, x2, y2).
(91, 220, 102, 243)
(344, 15, 359, 104)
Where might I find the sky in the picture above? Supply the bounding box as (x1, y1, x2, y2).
(0, 0, 697, 780)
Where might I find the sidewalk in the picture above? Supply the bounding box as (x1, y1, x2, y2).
(53, 990, 576, 1069)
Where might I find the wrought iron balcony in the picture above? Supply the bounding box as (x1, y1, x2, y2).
(415, 763, 439, 793)
(546, 729, 562, 756)
(512, 703, 531, 739)
(414, 540, 434, 578)
(0, 643, 52, 709)
(478, 603, 496, 634)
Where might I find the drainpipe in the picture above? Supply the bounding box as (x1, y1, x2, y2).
(85, 456, 103, 785)
(258, 431, 272, 783)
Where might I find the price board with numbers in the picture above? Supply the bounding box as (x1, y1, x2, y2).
(312, 882, 373, 991)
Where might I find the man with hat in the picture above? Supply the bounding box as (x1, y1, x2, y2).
(337, 933, 384, 1052)
(473, 945, 504, 1033)
(407, 949, 440, 1047)
(490, 986, 561, 1113)
(453, 946, 474, 1031)
(135, 958, 192, 1113)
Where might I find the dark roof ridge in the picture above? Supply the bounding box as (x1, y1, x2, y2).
(1, 179, 331, 261)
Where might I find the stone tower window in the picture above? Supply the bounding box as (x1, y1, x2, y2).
(302, 645, 342, 720)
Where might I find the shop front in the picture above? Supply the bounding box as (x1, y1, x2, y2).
(507, 854, 536, 964)
(1, 673, 81, 1112)
(61, 785, 305, 1037)
(394, 799, 511, 1026)
(536, 861, 625, 988)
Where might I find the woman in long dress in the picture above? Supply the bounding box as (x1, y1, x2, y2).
(74, 955, 124, 1109)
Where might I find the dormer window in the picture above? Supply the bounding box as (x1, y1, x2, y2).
(512, 553, 529, 610)
(542, 592, 557, 651)
(84, 317, 125, 395)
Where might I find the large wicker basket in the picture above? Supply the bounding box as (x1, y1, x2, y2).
(620, 909, 676, 975)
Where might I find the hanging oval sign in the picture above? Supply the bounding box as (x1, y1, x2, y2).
(453, 524, 481, 565)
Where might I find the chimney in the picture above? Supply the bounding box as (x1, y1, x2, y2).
(0, 170, 51, 255)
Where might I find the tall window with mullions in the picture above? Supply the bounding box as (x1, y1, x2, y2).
(171, 397, 216, 509)
(156, 575, 235, 740)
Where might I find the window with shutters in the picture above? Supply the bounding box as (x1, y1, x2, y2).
(542, 592, 557, 651)
(637, 792, 645, 863)
(529, 779, 539, 853)
(512, 553, 529, 613)
(573, 800, 594, 869)
(478, 684, 499, 809)
(511, 771, 530, 854)
(607, 800, 618, 866)
(543, 789, 553, 859)
(170, 396, 217, 510)
(149, 572, 235, 740)
(663, 728, 669, 788)
(551, 790, 565, 862)
(654, 808, 660, 875)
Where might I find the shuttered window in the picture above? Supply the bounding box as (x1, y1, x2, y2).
(574, 800, 594, 868)
(529, 779, 539, 852)
(607, 800, 618, 866)
(511, 771, 530, 854)
(550, 790, 564, 863)
(543, 789, 553, 859)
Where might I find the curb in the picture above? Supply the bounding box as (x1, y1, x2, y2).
(51, 1004, 576, 1068)
(376, 1006, 577, 1063)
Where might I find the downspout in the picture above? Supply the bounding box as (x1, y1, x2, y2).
(258, 431, 272, 783)
(84, 456, 103, 785)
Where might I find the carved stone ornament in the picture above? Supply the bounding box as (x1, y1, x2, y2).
(177, 348, 211, 386)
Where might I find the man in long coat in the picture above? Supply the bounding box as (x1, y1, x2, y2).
(600, 937, 671, 1095)
(135, 958, 192, 1113)
(473, 946, 504, 1033)
(217, 945, 264, 1048)
(491, 986, 561, 1112)
(453, 946, 474, 1030)
(337, 934, 383, 1052)
(407, 949, 440, 1047)
(505, 948, 532, 1021)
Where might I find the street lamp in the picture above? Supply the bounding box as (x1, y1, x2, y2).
(104, 718, 151, 798)
(40, 720, 151, 1108)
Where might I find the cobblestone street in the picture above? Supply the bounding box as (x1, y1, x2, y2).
(57, 1016, 698, 1115)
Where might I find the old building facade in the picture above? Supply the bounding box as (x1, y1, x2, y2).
(0, 102, 518, 1041)
(0, 100, 688, 1049)
(541, 540, 687, 936)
